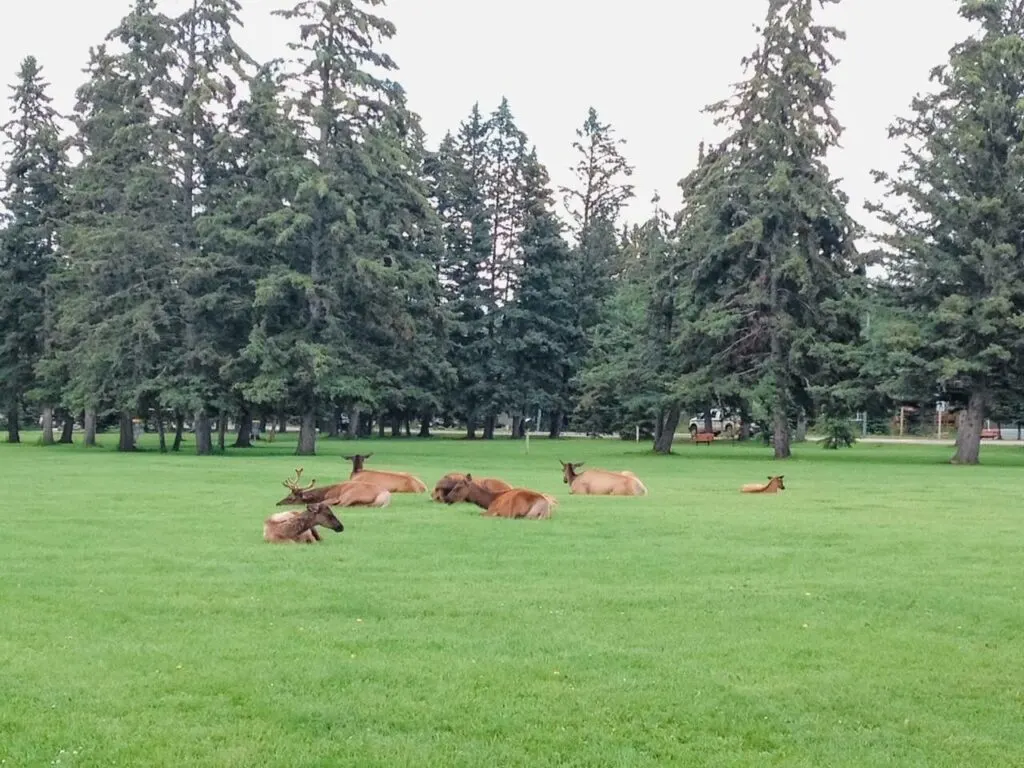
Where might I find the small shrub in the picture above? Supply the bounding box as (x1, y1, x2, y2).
(820, 416, 857, 449)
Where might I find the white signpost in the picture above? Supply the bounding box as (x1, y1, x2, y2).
(936, 400, 948, 439)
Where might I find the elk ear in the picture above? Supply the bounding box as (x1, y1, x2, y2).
(574, 462, 585, 469)
(342, 455, 353, 461)
(465, 473, 473, 481)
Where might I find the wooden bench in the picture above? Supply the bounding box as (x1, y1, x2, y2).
(980, 428, 1001, 440)
(692, 432, 715, 445)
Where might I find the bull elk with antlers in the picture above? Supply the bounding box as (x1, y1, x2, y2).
(276, 468, 391, 508)
(440, 474, 553, 519)
(432, 472, 512, 502)
(559, 460, 648, 496)
(263, 502, 344, 543)
(343, 453, 427, 494)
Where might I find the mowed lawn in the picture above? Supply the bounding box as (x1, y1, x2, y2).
(1, 434, 1023, 767)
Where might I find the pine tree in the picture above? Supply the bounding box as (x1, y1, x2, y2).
(502, 149, 580, 437)
(676, 0, 862, 459)
(163, 0, 255, 454)
(867, 0, 1024, 465)
(248, 0, 405, 454)
(0, 56, 68, 444)
(558, 107, 634, 435)
(428, 105, 493, 438)
(55, 17, 180, 452)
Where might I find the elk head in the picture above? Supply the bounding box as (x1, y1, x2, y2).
(342, 453, 374, 473)
(769, 475, 785, 490)
(276, 467, 318, 505)
(559, 460, 584, 484)
(308, 502, 344, 532)
(441, 474, 473, 504)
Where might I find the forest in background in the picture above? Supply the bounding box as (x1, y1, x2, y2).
(3, 0, 1024, 465)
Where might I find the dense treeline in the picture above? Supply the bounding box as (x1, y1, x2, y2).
(2, 0, 1023, 464)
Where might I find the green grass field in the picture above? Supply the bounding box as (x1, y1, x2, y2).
(2, 433, 1023, 766)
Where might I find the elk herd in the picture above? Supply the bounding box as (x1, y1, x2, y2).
(263, 452, 786, 544)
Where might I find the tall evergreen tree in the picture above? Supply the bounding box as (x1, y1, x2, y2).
(163, 0, 255, 453)
(54, 9, 180, 452)
(502, 149, 580, 437)
(867, 0, 1024, 464)
(675, 0, 863, 459)
(0, 56, 68, 444)
(558, 107, 633, 435)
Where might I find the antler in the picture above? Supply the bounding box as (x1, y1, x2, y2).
(282, 467, 317, 492)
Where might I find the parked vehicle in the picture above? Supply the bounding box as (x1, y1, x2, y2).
(688, 408, 745, 438)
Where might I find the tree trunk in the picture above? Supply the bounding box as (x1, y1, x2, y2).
(172, 410, 184, 452)
(466, 412, 477, 440)
(84, 407, 96, 447)
(118, 410, 135, 452)
(772, 406, 791, 459)
(483, 413, 495, 440)
(217, 413, 227, 452)
(511, 414, 523, 439)
(278, 409, 288, 433)
(59, 412, 74, 444)
(257, 415, 268, 440)
(390, 414, 401, 438)
(951, 389, 986, 465)
(419, 412, 431, 438)
(297, 407, 317, 455)
(332, 406, 345, 438)
(653, 405, 681, 454)
(5, 401, 19, 443)
(40, 405, 55, 445)
(702, 406, 713, 435)
(346, 407, 361, 439)
(156, 410, 167, 453)
(235, 408, 253, 448)
(403, 415, 411, 437)
(794, 410, 808, 442)
(377, 413, 386, 438)
(194, 410, 212, 455)
(548, 410, 563, 439)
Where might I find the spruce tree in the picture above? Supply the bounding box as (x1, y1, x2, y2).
(0, 56, 68, 444)
(675, 0, 862, 459)
(55, 22, 180, 451)
(867, 0, 1024, 464)
(502, 149, 580, 437)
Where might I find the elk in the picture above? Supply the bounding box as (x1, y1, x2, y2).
(441, 474, 553, 519)
(431, 472, 512, 502)
(342, 453, 427, 494)
(263, 502, 344, 544)
(559, 460, 648, 496)
(740, 475, 786, 494)
(276, 468, 391, 508)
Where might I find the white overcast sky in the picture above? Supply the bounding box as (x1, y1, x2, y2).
(1, 0, 973, 239)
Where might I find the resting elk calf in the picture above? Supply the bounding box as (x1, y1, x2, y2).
(441, 474, 553, 519)
(343, 453, 427, 494)
(276, 468, 391, 508)
(559, 460, 648, 496)
(740, 475, 785, 494)
(432, 472, 512, 502)
(263, 502, 344, 543)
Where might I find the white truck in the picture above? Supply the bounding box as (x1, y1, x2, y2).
(688, 408, 743, 439)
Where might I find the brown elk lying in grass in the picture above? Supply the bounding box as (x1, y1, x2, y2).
(740, 475, 785, 494)
(559, 460, 648, 496)
(276, 468, 391, 508)
(343, 453, 427, 494)
(431, 472, 512, 502)
(441, 474, 553, 519)
(263, 502, 344, 543)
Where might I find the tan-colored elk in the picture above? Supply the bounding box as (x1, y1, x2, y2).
(441, 474, 553, 519)
(276, 468, 391, 508)
(343, 453, 427, 494)
(263, 502, 344, 543)
(559, 460, 648, 496)
(740, 475, 785, 494)
(431, 472, 512, 502)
